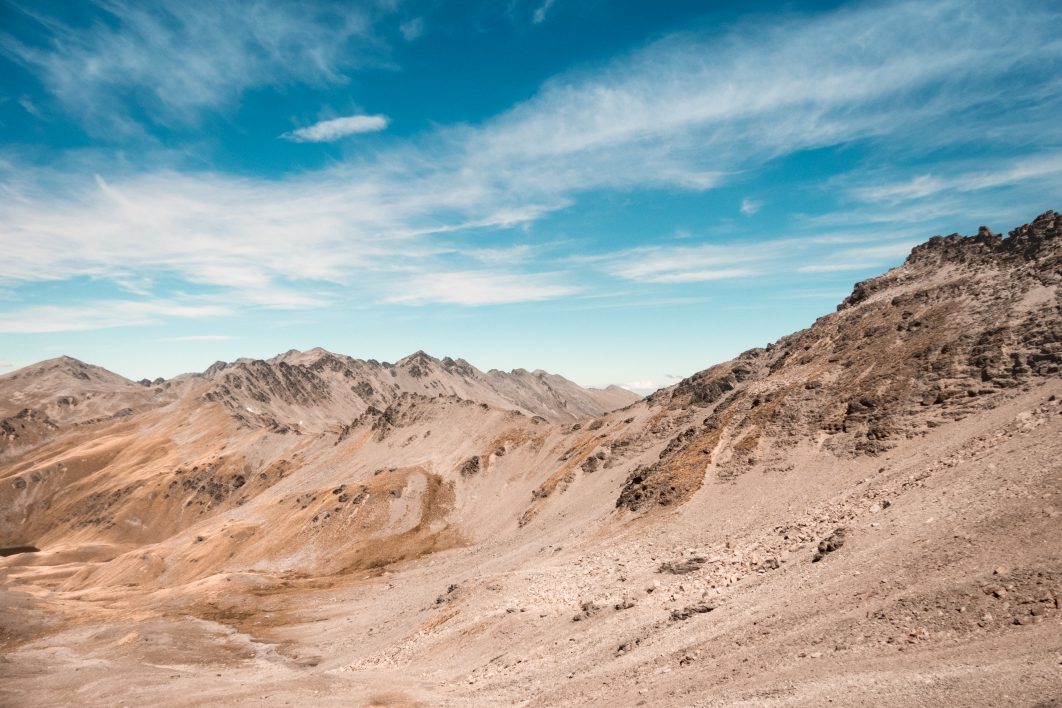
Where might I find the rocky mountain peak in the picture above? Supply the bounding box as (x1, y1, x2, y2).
(1, 355, 128, 386)
(440, 356, 475, 377)
(840, 210, 1060, 311)
(904, 209, 1059, 269)
(621, 211, 1061, 510)
(398, 350, 437, 364)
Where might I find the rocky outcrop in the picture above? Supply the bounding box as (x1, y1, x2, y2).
(622, 211, 1062, 509)
(458, 456, 481, 477)
(812, 528, 847, 562)
(0, 408, 59, 452)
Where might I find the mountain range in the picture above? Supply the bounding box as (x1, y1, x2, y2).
(1, 211, 1060, 706)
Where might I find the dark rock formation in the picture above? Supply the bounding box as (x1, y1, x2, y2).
(812, 528, 847, 562)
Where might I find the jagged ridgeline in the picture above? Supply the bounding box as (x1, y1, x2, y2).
(618, 211, 1061, 509)
(198, 349, 639, 431)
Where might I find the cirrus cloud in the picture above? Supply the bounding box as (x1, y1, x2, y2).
(383, 271, 580, 306)
(0, 0, 385, 133)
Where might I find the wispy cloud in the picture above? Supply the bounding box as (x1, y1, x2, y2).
(282, 114, 390, 142)
(18, 96, 42, 118)
(796, 241, 921, 273)
(0, 360, 14, 369)
(1, 0, 1060, 320)
(532, 0, 557, 24)
(740, 197, 762, 216)
(467, 244, 537, 266)
(598, 231, 925, 283)
(602, 243, 764, 283)
(162, 334, 235, 341)
(383, 271, 580, 306)
(461, 0, 1061, 198)
(0, 299, 231, 333)
(399, 17, 425, 41)
(848, 153, 1062, 205)
(621, 380, 659, 395)
(0, 1, 383, 131)
(628, 267, 759, 284)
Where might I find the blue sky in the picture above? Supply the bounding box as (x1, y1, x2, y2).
(1, 0, 1060, 392)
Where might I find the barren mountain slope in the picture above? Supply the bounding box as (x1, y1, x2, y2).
(1, 212, 1060, 707)
(0, 355, 161, 423)
(0, 350, 636, 553)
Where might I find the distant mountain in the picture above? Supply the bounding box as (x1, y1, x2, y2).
(199, 347, 640, 430)
(0, 355, 156, 433)
(0, 347, 639, 454)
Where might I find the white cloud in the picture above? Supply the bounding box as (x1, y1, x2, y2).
(740, 197, 762, 216)
(18, 97, 42, 118)
(533, 0, 557, 24)
(162, 335, 235, 341)
(603, 243, 764, 283)
(622, 380, 661, 395)
(851, 174, 947, 204)
(0, 300, 231, 333)
(282, 115, 390, 143)
(462, 0, 1054, 196)
(468, 244, 536, 266)
(0, 360, 14, 369)
(0, 166, 549, 296)
(384, 271, 579, 306)
(597, 232, 924, 284)
(849, 153, 1062, 205)
(637, 268, 759, 284)
(797, 241, 920, 273)
(400, 17, 425, 41)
